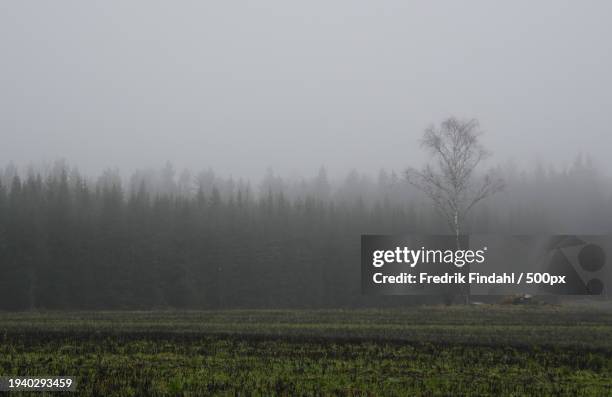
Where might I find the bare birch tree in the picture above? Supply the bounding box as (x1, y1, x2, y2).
(406, 117, 504, 302)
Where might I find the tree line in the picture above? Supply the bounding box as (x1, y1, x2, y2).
(0, 158, 610, 310)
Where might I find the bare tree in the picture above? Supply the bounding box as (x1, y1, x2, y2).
(407, 117, 504, 244)
(406, 118, 504, 301)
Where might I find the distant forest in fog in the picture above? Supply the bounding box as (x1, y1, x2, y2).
(0, 157, 611, 310)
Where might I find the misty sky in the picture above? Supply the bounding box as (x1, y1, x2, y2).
(1, 1, 611, 180)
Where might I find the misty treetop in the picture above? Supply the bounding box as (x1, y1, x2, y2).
(0, 157, 610, 310)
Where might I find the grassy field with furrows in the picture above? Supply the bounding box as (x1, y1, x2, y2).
(1, 304, 612, 396)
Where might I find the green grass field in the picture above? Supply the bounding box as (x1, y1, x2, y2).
(1, 304, 612, 396)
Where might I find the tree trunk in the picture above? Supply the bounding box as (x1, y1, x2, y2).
(454, 211, 470, 305)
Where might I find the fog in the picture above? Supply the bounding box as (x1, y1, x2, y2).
(1, 1, 611, 180)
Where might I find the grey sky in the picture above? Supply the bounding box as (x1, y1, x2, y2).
(1, 1, 611, 180)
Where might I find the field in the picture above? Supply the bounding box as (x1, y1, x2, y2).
(2, 305, 612, 396)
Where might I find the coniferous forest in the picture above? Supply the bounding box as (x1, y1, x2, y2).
(0, 158, 610, 310)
